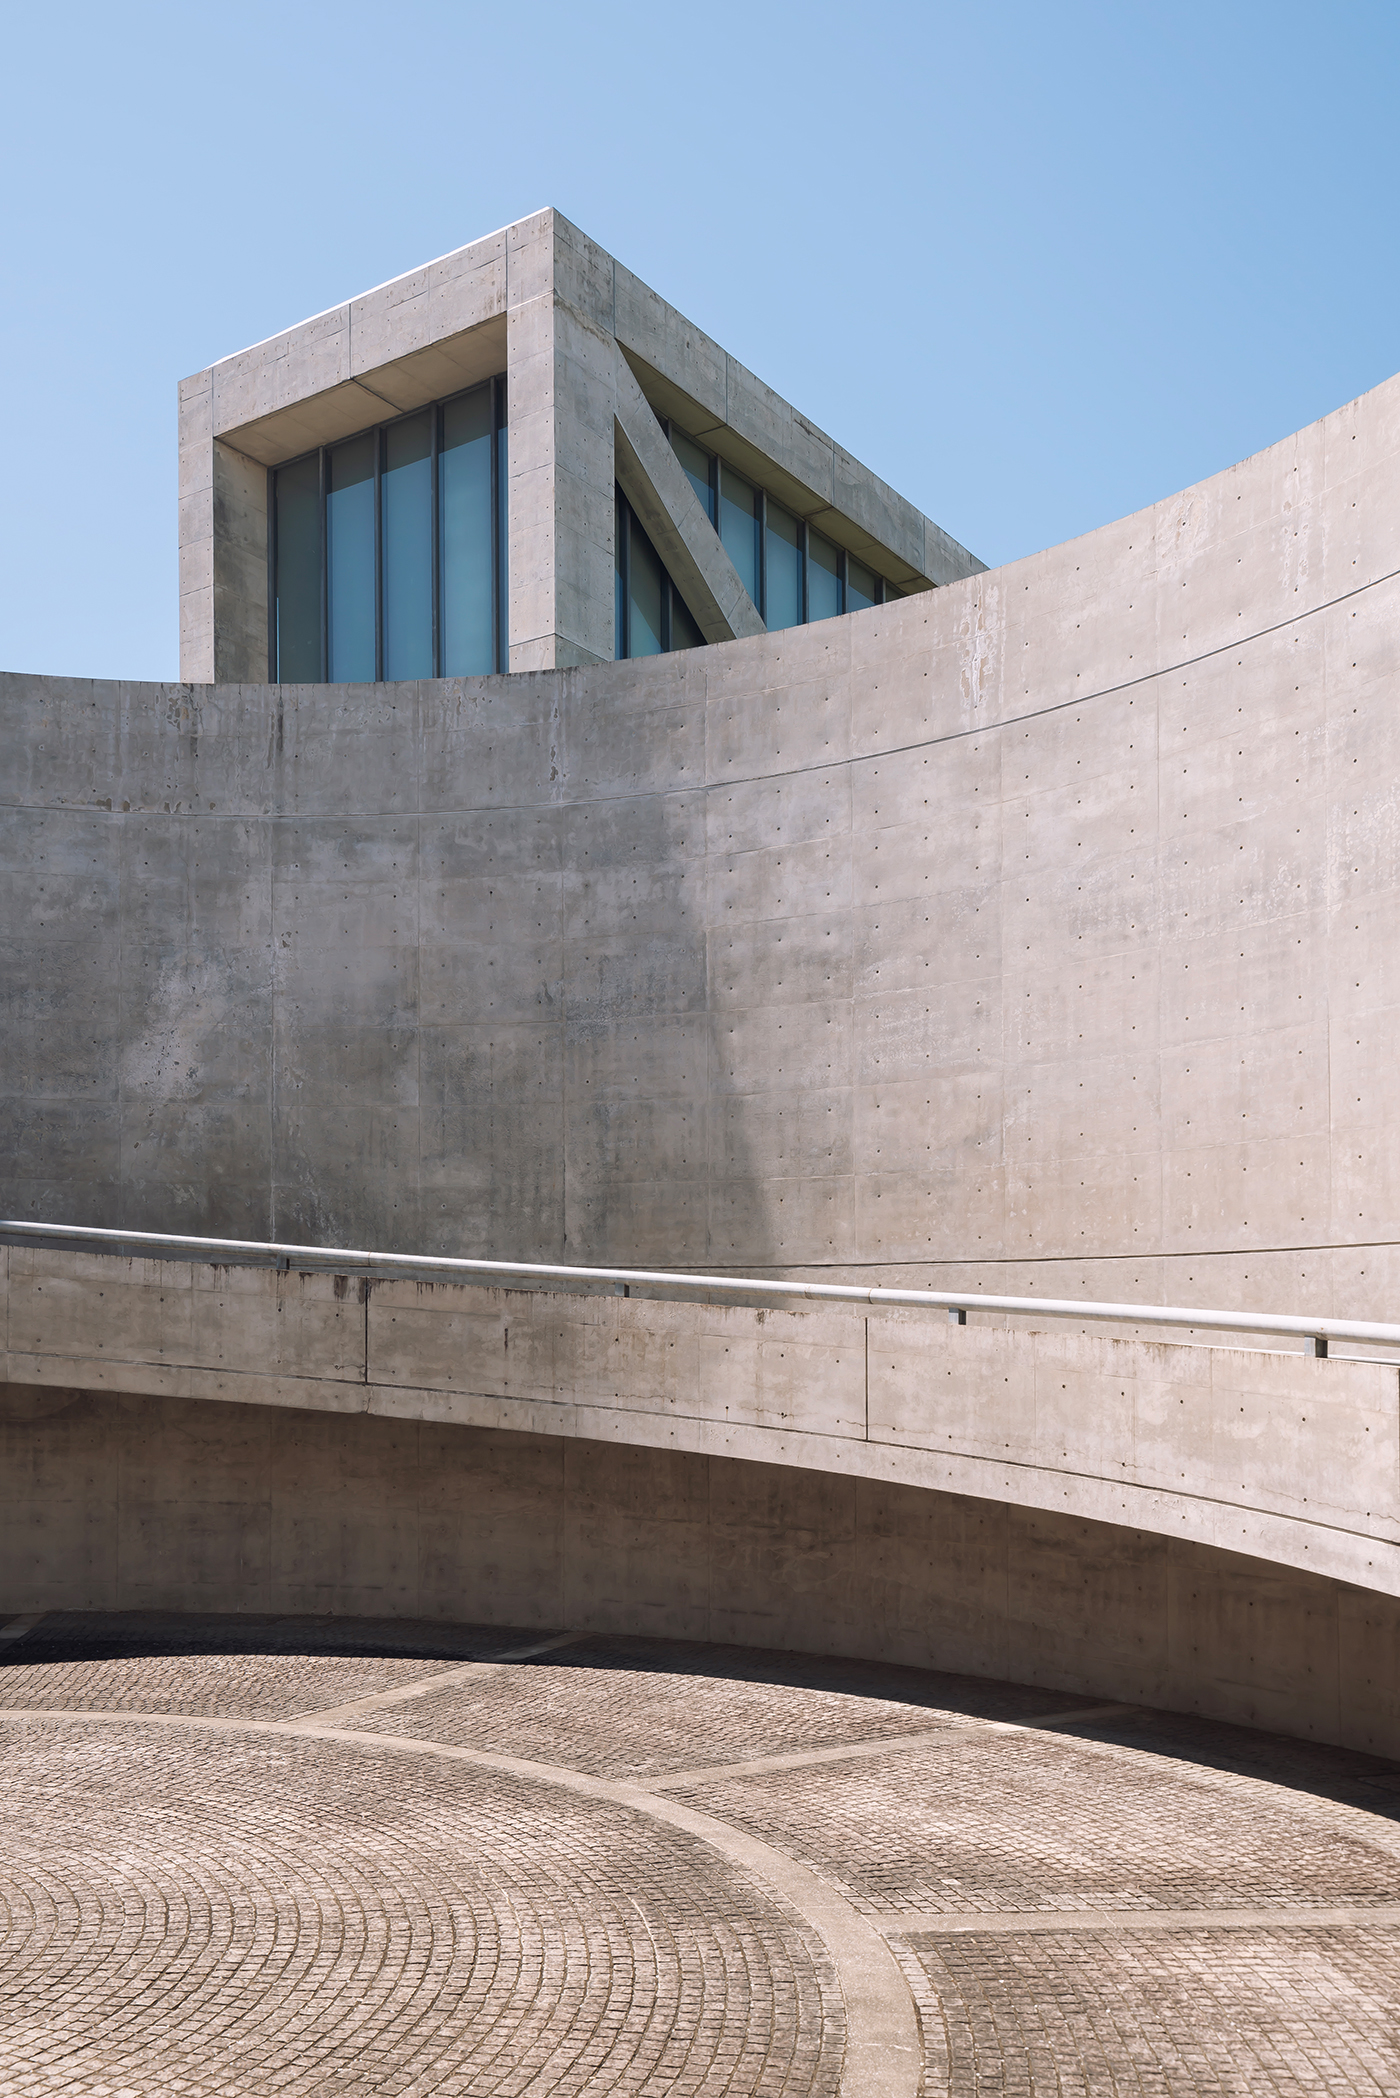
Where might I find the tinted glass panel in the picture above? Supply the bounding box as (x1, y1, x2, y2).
(671, 430, 715, 524)
(847, 557, 878, 613)
(615, 490, 627, 657)
(273, 453, 321, 680)
(765, 502, 802, 631)
(628, 513, 664, 656)
(671, 587, 702, 651)
(495, 409, 508, 670)
(383, 412, 432, 679)
(326, 433, 375, 682)
(719, 465, 760, 607)
(440, 386, 493, 676)
(807, 529, 843, 623)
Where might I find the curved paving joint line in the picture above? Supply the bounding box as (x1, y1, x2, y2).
(293, 1628, 590, 1726)
(1, 1706, 923, 2098)
(881, 1904, 1400, 1935)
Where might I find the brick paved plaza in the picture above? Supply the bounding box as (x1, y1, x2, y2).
(2, 1613, 1399, 2094)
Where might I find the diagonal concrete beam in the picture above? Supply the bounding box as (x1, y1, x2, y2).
(613, 353, 766, 645)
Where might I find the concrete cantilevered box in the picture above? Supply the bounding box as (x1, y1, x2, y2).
(177, 208, 983, 683)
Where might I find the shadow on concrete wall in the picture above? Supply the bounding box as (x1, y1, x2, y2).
(0, 669, 774, 1270)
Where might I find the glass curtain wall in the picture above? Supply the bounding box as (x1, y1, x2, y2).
(764, 501, 802, 631)
(846, 555, 879, 613)
(807, 528, 843, 623)
(666, 424, 899, 638)
(719, 465, 760, 604)
(272, 454, 322, 681)
(440, 386, 495, 675)
(671, 430, 716, 525)
(326, 434, 375, 682)
(271, 376, 507, 681)
(614, 490, 703, 659)
(382, 413, 433, 679)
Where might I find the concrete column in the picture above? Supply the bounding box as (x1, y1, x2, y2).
(505, 212, 619, 671)
(212, 441, 268, 683)
(178, 371, 214, 683)
(178, 394, 268, 684)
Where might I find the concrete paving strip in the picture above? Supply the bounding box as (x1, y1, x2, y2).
(646, 1703, 1144, 1790)
(0, 1706, 922, 2098)
(0, 1615, 43, 1644)
(284, 1629, 590, 1726)
(878, 1904, 1400, 1934)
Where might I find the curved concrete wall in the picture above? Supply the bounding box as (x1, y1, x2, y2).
(4, 1374, 1398, 1759)
(5, 1248, 1397, 1602)
(4, 371, 1400, 1319)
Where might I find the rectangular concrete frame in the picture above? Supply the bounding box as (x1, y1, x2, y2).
(178, 209, 984, 680)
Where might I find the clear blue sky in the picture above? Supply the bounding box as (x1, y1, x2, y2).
(3, 0, 1397, 681)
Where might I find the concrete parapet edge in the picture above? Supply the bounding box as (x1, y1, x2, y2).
(5, 1249, 1397, 1600)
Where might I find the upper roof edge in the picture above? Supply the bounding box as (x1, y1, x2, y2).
(183, 207, 556, 380)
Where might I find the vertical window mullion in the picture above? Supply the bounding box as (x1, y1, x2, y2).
(799, 520, 808, 625)
(266, 470, 277, 680)
(373, 428, 384, 682)
(622, 500, 631, 657)
(839, 546, 848, 616)
(430, 403, 441, 677)
(318, 448, 328, 682)
(494, 372, 508, 673)
(489, 376, 501, 673)
(757, 489, 767, 624)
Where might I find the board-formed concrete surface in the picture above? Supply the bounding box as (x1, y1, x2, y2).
(5, 360, 1400, 1323)
(2, 1612, 1399, 2095)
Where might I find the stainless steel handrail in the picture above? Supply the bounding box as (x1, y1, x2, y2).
(3, 1219, 1397, 1352)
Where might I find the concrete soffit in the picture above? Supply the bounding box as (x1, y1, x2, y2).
(613, 358, 765, 644)
(618, 345, 939, 595)
(214, 314, 510, 468)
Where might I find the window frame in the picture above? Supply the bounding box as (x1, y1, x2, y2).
(662, 423, 894, 633)
(268, 374, 507, 683)
(616, 486, 708, 659)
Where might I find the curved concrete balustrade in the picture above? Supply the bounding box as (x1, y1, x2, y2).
(6, 1242, 1397, 1594)
(4, 1242, 1399, 1758)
